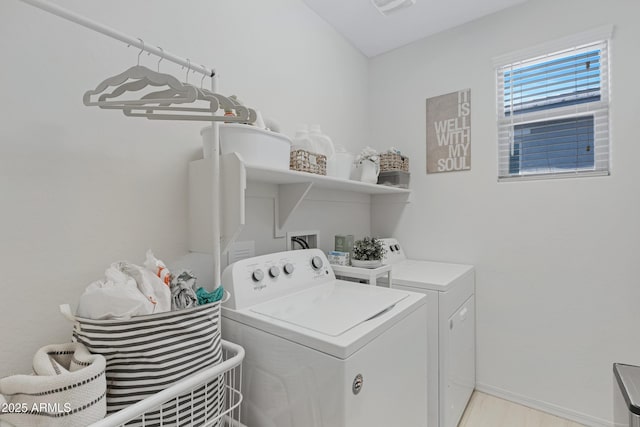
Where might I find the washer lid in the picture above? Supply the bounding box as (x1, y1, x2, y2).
(250, 281, 408, 337)
(391, 260, 474, 291)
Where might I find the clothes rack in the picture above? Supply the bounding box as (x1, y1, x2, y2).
(19, 0, 224, 290)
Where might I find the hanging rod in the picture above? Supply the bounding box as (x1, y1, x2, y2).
(19, 0, 216, 77)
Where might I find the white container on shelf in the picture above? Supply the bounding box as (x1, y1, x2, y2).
(201, 124, 292, 170)
(357, 159, 380, 184)
(327, 145, 355, 180)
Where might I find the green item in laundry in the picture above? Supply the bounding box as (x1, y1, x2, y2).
(196, 286, 225, 305)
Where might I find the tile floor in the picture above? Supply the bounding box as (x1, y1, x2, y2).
(459, 391, 586, 427)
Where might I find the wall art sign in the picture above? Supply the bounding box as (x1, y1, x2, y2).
(426, 88, 471, 173)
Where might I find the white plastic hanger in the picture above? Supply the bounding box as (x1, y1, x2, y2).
(122, 64, 256, 123)
(123, 88, 255, 123)
(83, 41, 198, 109)
(122, 86, 221, 119)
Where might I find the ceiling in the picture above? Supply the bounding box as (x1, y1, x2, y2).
(302, 0, 528, 57)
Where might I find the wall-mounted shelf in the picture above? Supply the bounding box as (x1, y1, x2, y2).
(244, 161, 411, 232)
(188, 153, 411, 254)
(245, 163, 412, 195)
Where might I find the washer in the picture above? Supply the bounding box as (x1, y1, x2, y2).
(221, 248, 428, 427)
(379, 238, 475, 427)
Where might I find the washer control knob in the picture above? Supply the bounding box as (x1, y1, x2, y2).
(252, 269, 264, 282)
(283, 263, 295, 275)
(311, 256, 324, 270)
(389, 246, 395, 252)
(269, 266, 281, 278)
(394, 244, 400, 251)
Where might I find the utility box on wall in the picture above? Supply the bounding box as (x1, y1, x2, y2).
(286, 230, 319, 251)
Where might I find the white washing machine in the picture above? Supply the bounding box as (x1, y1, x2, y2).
(379, 238, 475, 427)
(221, 249, 428, 427)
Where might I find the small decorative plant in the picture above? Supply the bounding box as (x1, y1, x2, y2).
(354, 146, 380, 166)
(352, 237, 386, 261)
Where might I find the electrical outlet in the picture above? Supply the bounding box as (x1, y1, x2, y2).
(286, 230, 319, 251)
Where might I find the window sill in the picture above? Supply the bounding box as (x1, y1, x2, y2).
(498, 170, 609, 183)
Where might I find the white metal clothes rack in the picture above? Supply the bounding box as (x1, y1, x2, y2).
(19, 0, 224, 289)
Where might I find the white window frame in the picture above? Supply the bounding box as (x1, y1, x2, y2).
(494, 26, 614, 182)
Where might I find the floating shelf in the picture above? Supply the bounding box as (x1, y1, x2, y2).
(245, 163, 412, 195)
(243, 161, 411, 232)
(188, 154, 411, 255)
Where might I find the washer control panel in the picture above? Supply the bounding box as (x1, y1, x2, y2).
(283, 263, 294, 275)
(311, 255, 324, 270)
(222, 249, 335, 310)
(268, 266, 281, 278)
(380, 238, 407, 264)
(252, 269, 265, 282)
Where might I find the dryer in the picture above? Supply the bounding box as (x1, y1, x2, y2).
(221, 249, 428, 427)
(379, 238, 475, 427)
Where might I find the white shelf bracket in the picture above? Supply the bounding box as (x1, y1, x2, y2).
(275, 182, 313, 235)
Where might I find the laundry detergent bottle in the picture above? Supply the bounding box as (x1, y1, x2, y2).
(309, 125, 335, 166)
(292, 124, 315, 152)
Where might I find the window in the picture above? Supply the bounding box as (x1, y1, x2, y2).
(496, 28, 612, 181)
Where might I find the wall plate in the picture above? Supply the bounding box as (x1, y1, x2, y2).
(286, 230, 319, 250)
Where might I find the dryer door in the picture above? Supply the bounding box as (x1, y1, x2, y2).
(444, 294, 476, 427)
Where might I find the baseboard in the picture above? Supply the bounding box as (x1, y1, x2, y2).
(475, 383, 612, 427)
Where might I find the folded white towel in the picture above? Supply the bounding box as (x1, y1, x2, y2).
(0, 343, 106, 427)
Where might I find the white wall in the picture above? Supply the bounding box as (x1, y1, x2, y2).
(4, 0, 638, 423)
(369, 0, 640, 425)
(0, 0, 368, 377)
(240, 184, 371, 256)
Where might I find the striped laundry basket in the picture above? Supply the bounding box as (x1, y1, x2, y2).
(65, 302, 224, 426)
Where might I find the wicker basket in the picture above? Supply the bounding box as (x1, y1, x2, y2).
(290, 149, 327, 175)
(379, 153, 409, 172)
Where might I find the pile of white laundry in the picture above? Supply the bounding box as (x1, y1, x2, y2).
(76, 250, 199, 320)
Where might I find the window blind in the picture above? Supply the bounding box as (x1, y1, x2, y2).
(497, 38, 610, 180)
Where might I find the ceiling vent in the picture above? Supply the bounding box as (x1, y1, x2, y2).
(371, 0, 416, 16)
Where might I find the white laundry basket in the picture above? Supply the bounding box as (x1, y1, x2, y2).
(0, 342, 107, 427)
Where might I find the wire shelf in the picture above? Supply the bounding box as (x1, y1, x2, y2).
(89, 340, 245, 427)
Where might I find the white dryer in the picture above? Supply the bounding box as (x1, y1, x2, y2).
(221, 249, 428, 427)
(379, 238, 475, 427)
